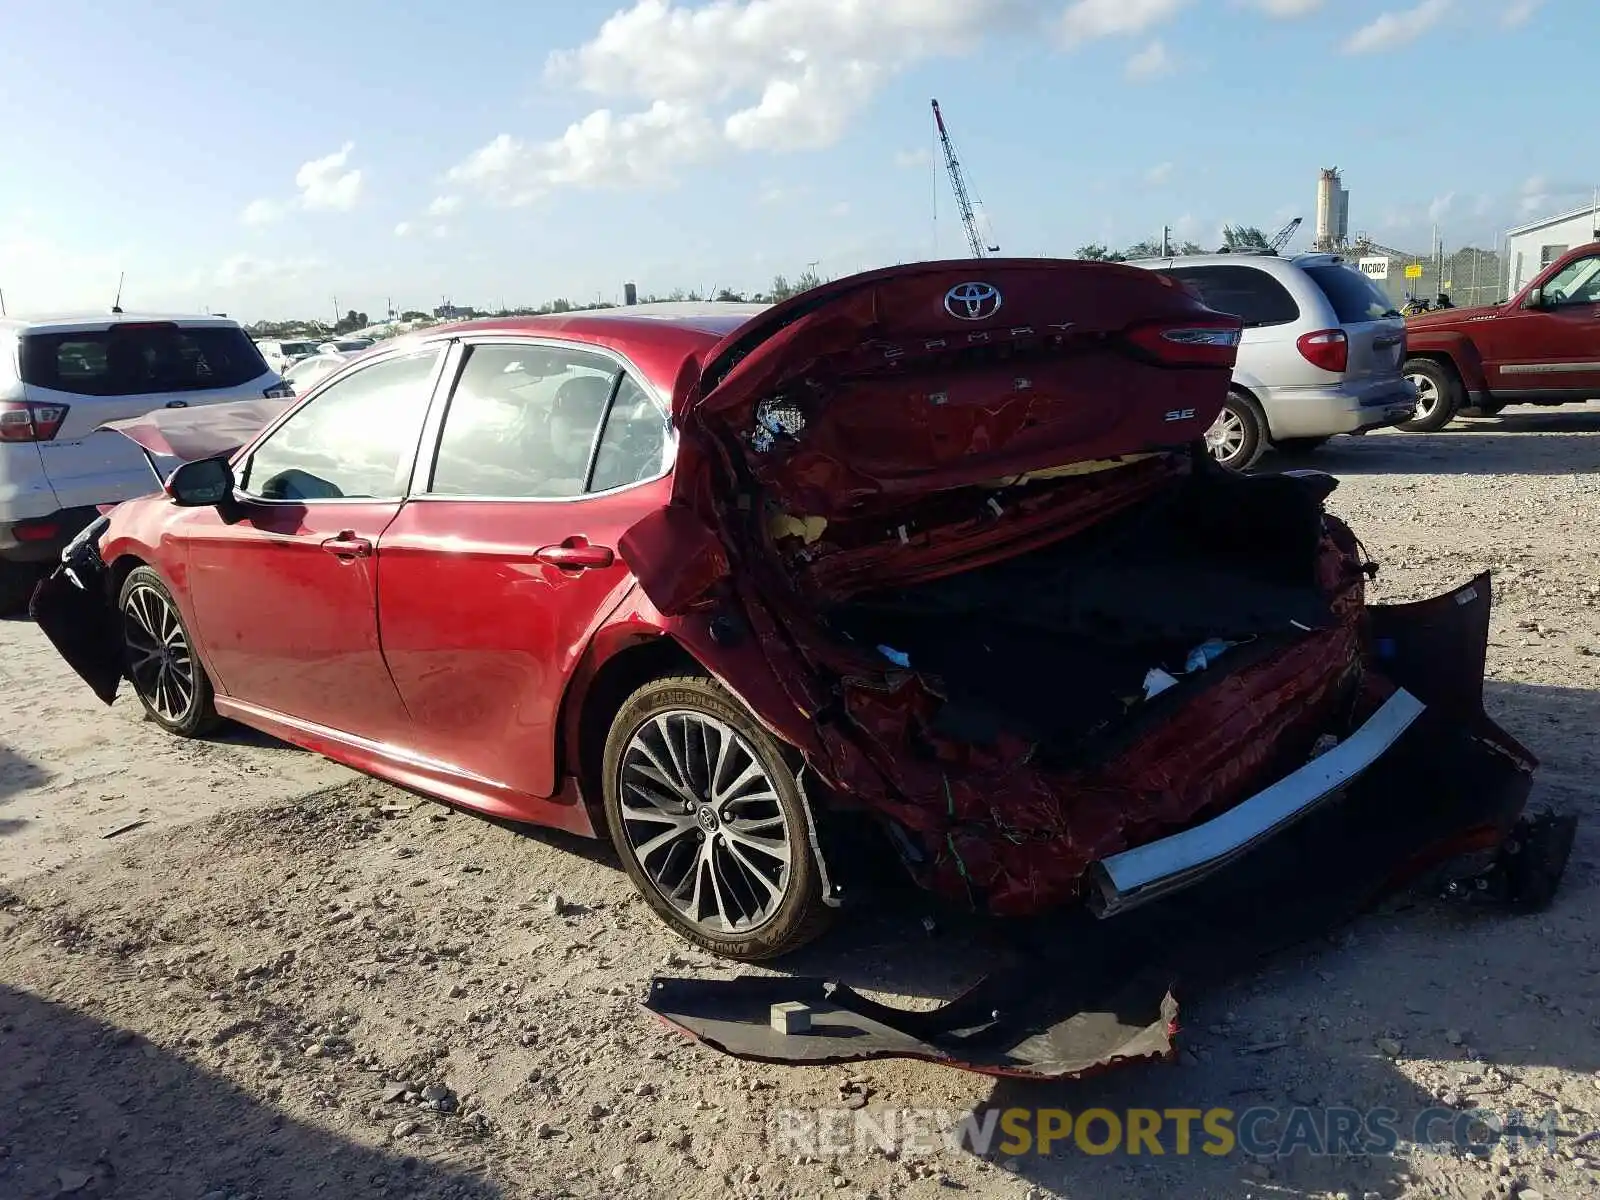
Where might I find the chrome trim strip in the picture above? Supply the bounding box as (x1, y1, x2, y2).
(1498, 361, 1600, 375)
(1089, 688, 1426, 918)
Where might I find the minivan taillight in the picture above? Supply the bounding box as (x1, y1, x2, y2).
(0, 400, 69, 442)
(1296, 328, 1349, 374)
(1124, 318, 1243, 367)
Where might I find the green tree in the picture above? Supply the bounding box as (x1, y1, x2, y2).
(1222, 225, 1270, 250)
(1074, 243, 1125, 262)
(768, 274, 796, 302)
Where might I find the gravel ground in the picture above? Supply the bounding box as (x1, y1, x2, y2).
(2, 409, 1598, 1200)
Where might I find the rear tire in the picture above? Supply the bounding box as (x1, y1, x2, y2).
(118, 566, 221, 737)
(1205, 391, 1267, 471)
(601, 674, 832, 961)
(1273, 436, 1330, 456)
(1400, 358, 1461, 432)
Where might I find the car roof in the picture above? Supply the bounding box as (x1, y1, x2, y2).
(1127, 251, 1351, 273)
(407, 302, 773, 394)
(0, 311, 245, 334)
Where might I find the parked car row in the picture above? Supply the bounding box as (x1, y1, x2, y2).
(1137, 239, 1600, 466)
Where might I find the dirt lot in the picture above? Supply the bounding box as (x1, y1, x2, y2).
(3, 409, 1599, 1200)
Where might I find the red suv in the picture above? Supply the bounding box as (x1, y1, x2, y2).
(32, 261, 1539, 962)
(1402, 240, 1600, 429)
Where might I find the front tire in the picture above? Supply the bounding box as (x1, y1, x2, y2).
(601, 674, 831, 961)
(1205, 391, 1267, 471)
(118, 566, 221, 737)
(1400, 358, 1461, 432)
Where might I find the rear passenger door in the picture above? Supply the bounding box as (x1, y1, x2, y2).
(375, 339, 674, 826)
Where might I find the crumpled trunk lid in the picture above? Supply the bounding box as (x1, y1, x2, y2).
(627, 259, 1242, 609)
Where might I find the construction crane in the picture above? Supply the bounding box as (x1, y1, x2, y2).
(931, 99, 998, 258)
(1268, 217, 1302, 253)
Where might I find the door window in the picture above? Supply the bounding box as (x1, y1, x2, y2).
(428, 344, 665, 498)
(241, 348, 442, 501)
(1540, 254, 1600, 306)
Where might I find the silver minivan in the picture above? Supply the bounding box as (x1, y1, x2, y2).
(1130, 251, 1417, 469)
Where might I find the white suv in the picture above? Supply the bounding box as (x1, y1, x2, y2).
(0, 313, 288, 611)
(1129, 252, 1418, 469)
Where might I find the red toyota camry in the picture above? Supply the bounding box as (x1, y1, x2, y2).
(32, 260, 1544, 964)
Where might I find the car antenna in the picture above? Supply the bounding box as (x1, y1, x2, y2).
(111, 271, 125, 314)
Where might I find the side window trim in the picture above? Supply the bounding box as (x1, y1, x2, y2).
(579, 371, 626, 494)
(409, 335, 673, 503)
(236, 344, 450, 504)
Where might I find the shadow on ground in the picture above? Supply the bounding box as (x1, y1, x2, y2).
(1, 741, 50, 818)
(1269, 405, 1600, 478)
(0, 983, 502, 1199)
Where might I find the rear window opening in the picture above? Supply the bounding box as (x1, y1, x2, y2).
(20, 325, 270, 397)
(1304, 265, 1401, 324)
(1158, 265, 1300, 328)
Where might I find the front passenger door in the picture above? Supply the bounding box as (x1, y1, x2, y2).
(179, 345, 447, 743)
(1480, 252, 1600, 400)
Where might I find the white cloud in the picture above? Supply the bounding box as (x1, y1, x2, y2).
(1502, 0, 1541, 26)
(1344, 0, 1451, 54)
(893, 147, 930, 169)
(1145, 161, 1175, 185)
(426, 195, 462, 217)
(1247, 0, 1321, 15)
(1125, 40, 1173, 80)
(240, 198, 284, 226)
(240, 142, 363, 224)
(213, 254, 324, 290)
(1059, 0, 1189, 44)
(394, 222, 414, 237)
(295, 142, 363, 211)
(449, 101, 719, 201)
(1427, 192, 1455, 222)
(829, 200, 850, 217)
(451, 1, 1066, 197)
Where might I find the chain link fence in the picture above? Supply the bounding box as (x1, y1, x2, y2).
(1346, 244, 1508, 310)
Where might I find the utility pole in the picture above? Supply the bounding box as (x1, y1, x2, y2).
(332, 296, 340, 327)
(1161, 225, 1171, 256)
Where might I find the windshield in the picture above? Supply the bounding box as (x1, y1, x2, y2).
(1304, 264, 1402, 323)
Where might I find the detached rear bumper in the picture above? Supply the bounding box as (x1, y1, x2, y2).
(644, 575, 1563, 1079)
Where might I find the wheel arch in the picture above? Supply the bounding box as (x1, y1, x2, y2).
(559, 631, 701, 834)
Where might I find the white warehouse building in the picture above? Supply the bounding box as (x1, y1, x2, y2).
(1506, 203, 1600, 294)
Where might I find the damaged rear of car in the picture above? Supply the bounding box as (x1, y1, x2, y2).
(621, 259, 1549, 926)
(617, 260, 1568, 1072)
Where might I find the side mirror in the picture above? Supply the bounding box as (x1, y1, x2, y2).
(165, 456, 235, 507)
(1525, 287, 1545, 309)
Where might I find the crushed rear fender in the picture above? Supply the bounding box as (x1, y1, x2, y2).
(644, 574, 1568, 1078)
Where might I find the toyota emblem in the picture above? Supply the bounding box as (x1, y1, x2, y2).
(943, 281, 1002, 321)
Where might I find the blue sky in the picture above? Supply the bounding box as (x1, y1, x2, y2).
(0, 0, 1591, 321)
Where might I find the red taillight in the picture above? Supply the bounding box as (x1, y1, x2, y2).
(1296, 328, 1349, 374)
(1124, 318, 1243, 367)
(12, 517, 60, 542)
(0, 400, 70, 443)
